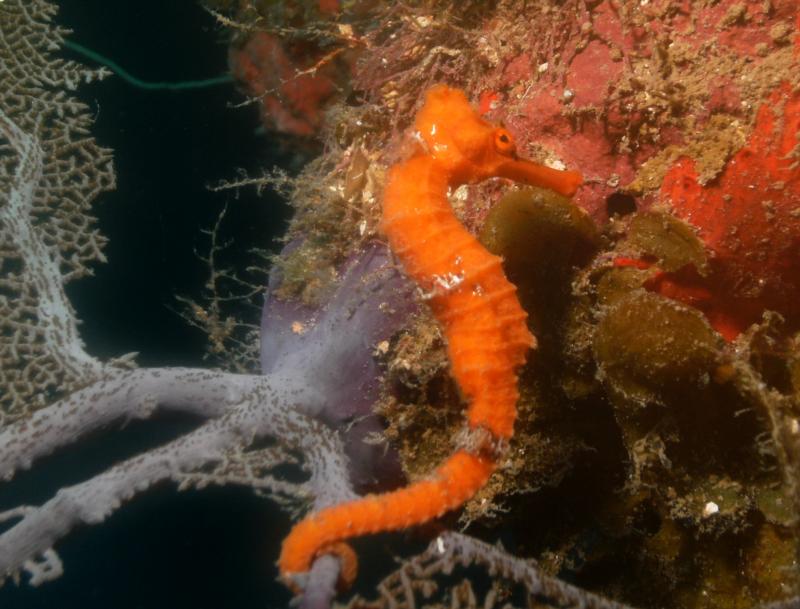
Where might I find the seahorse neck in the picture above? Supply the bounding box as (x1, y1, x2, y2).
(410, 154, 452, 203)
(382, 155, 450, 229)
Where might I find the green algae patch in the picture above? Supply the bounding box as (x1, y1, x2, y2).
(480, 187, 601, 273)
(479, 186, 601, 336)
(621, 208, 708, 274)
(594, 290, 723, 407)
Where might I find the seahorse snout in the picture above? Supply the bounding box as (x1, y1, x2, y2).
(495, 158, 582, 197)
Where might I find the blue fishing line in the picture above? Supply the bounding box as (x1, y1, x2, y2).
(63, 39, 234, 91)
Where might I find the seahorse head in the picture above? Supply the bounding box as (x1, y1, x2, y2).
(413, 85, 581, 196)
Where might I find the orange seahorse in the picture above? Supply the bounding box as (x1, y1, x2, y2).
(278, 85, 582, 592)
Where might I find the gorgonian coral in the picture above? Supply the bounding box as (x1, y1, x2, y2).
(0, 0, 115, 422)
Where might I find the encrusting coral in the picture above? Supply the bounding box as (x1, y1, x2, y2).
(656, 81, 800, 340)
(220, 0, 356, 142)
(602, 23, 800, 341)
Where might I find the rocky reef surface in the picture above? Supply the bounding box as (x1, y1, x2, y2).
(218, 1, 800, 606)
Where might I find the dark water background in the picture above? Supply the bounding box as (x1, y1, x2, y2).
(0, 1, 297, 607)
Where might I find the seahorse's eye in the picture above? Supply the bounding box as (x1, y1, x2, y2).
(494, 128, 516, 155)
